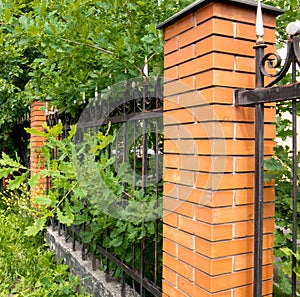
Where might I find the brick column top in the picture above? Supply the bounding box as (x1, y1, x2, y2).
(157, 0, 283, 30)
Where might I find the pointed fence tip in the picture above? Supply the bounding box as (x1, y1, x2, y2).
(256, 0, 265, 40)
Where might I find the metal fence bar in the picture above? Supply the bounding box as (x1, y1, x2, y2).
(45, 77, 163, 297)
(291, 57, 298, 297)
(236, 13, 300, 296)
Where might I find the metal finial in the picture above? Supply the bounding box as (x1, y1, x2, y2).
(256, 0, 264, 40)
(143, 56, 148, 77)
(286, 20, 300, 36)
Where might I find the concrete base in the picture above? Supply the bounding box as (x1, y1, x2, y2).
(46, 227, 137, 297)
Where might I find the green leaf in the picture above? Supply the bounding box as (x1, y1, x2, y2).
(68, 124, 77, 140)
(25, 127, 47, 137)
(57, 208, 74, 226)
(28, 172, 42, 188)
(33, 195, 53, 207)
(110, 235, 123, 247)
(24, 217, 47, 236)
(81, 231, 94, 243)
(7, 173, 28, 190)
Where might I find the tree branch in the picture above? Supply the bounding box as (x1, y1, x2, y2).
(59, 37, 113, 55)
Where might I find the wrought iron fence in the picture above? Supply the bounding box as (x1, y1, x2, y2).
(235, 3, 300, 296)
(46, 77, 163, 297)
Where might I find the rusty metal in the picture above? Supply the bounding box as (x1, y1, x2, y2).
(235, 82, 300, 106)
(235, 13, 300, 297)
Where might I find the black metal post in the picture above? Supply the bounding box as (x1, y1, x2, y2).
(253, 39, 267, 297)
(291, 55, 298, 297)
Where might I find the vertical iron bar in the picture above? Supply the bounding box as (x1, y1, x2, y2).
(72, 228, 76, 251)
(140, 80, 148, 297)
(253, 40, 266, 297)
(123, 121, 128, 207)
(92, 252, 97, 271)
(291, 56, 298, 297)
(106, 228, 110, 282)
(132, 99, 136, 293)
(121, 270, 126, 297)
(154, 118, 159, 285)
(141, 236, 146, 297)
(82, 222, 86, 260)
(58, 222, 62, 236)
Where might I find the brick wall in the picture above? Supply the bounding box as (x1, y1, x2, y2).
(160, 1, 279, 296)
(30, 101, 46, 194)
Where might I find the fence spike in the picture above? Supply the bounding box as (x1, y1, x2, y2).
(256, 0, 264, 40)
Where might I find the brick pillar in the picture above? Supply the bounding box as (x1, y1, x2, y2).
(30, 101, 47, 194)
(159, 1, 281, 296)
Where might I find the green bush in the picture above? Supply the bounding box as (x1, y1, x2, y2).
(0, 204, 90, 296)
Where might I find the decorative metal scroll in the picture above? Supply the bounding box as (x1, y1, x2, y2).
(261, 35, 300, 87)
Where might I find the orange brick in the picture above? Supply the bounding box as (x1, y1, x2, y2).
(198, 87, 234, 105)
(234, 217, 274, 238)
(180, 75, 195, 90)
(164, 125, 179, 139)
(164, 37, 179, 54)
(163, 266, 177, 286)
(163, 182, 178, 198)
(178, 17, 235, 49)
(164, 139, 194, 154)
(195, 172, 254, 191)
(179, 155, 234, 173)
(236, 123, 276, 139)
(177, 187, 233, 207)
(178, 216, 233, 241)
(164, 197, 195, 218)
(196, 204, 274, 224)
(162, 280, 186, 297)
(163, 96, 179, 109)
(178, 245, 232, 275)
(234, 249, 274, 271)
(234, 187, 275, 205)
(235, 157, 255, 172)
(164, 211, 179, 227)
(178, 89, 213, 107)
(178, 276, 219, 297)
(164, 14, 195, 40)
(196, 69, 255, 90)
(178, 19, 213, 48)
(235, 56, 255, 73)
(164, 66, 178, 81)
(163, 253, 193, 281)
(163, 238, 177, 257)
(235, 23, 275, 44)
(164, 169, 196, 187)
(233, 275, 273, 297)
(164, 45, 195, 68)
(196, 2, 277, 28)
(164, 154, 180, 169)
(196, 36, 255, 58)
(195, 269, 253, 292)
(164, 108, 195, 125)
(164, 79, 192, 97)
(177, 122, 234, 139)
(164, 224, 194, 250)
(195, 234, 274, 258)
(194, 139, 275, 156)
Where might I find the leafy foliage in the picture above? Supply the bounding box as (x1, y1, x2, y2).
(0, 0, 193, 154)
(264, 0, 300, 45)
(0, 122, 162, 267)
(0, 198, 90, 296)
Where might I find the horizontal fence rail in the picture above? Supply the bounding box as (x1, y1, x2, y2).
(46, 77, 163, 297)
